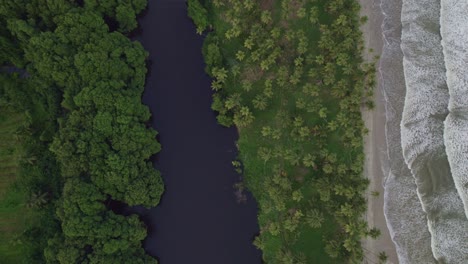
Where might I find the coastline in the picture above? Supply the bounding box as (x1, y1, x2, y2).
(372, 0, 437, 262)
(359, 0, 398, 263)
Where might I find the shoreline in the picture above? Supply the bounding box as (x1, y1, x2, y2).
(359, 0, 398, 263)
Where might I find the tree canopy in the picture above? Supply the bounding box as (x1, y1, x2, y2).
(0, 0, 161, 262)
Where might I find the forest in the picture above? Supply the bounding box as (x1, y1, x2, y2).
(188, 0, 379, 263)
(0, 1, 163, 263)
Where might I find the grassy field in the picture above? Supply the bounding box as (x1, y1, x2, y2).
(0, 106, 29, 263)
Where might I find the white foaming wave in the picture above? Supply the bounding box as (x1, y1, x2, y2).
(379, 0, 435, 262)
(441, 0, 468, 221)
(400, 0, 468, 262)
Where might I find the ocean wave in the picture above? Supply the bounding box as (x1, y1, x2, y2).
(441, 0, 468, 221)
(400, 0, 468, 262)
(379, 0, 435, 262)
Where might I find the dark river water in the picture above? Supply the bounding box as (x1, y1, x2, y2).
(129, 1, 262, 263)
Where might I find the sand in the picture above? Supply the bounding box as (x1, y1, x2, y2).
(359, 0, 398, 263)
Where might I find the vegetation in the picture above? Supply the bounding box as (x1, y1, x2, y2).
(0, 105, 28, 264)
(189, 0, 378, 263)
(0, 1, 162, 263)
(188, 0, 209, 34)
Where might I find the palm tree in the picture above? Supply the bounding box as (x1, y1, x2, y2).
(235, 50, 245, 61)
(277, 249, 294, 264)
(253, 95, 268, 110)
(253, 235, 265, 250)
(212, 67, 228, 83)
(261, 10, 272, 24)
(26, 191, 48, 208)
(241, 80, 252, 91)
(270, 27, 281, 39)
(211, 80, 223, 91)
(243, 0, 254, 10)
(258, 147, 272, 162)
(309, 6, 319, 24)
(325, 239, 341, 258)
(26, 155, 37, 165)
(297, 7, 307, 18)
(378, 251, 388, 264)
(233, 113, 252, 128)
(224, 93, 242, 110)
(367, 227, 381, 239)
(306, 209, 324, 228)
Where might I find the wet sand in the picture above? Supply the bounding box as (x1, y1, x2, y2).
(359, 0, 398, 263)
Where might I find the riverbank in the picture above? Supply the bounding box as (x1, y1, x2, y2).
(358, 0, 398, 263)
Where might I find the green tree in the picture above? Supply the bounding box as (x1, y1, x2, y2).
(378, 251, 388, 263)
(25, 191, 48, 208)
(187, 0, 209, 34)
(367, 227, 381, 239)
(306, 209, 324, 228)
(116, 4, 138, 33)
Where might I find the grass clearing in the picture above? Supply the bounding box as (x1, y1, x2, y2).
(0, 106, 29, 263)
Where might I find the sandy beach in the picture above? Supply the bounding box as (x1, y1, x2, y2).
(359, 0, 398, 263)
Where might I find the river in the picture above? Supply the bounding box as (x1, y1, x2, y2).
(130, 1, 262, 263)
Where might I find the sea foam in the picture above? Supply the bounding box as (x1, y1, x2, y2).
(400, 0, 468, 262)
(441, 0, 468, 221)
(379, 0, 435, 262)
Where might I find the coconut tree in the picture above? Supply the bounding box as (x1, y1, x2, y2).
(306, 209, 324, 228)
(378, 252, 388, 264)
(309, 6, 320, 24)
(26, 191, 48, 208)
(261, 10, 272, 24)
(253, 94, 268, 110)
(277, 249, 294, 264)
(367, 227, 381, 239)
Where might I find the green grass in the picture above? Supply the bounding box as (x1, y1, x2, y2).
(239, 120, 338, 262)
(0, 107, 29, 263)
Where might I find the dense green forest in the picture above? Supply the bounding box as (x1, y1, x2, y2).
(0, 1, 162, 263)
(189, 0, 378, 263)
